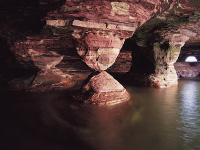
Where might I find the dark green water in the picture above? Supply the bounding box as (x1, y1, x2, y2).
(1, 79, 200, 150)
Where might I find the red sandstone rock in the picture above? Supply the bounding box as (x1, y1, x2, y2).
(9, 0, 163, 80)
(174, 62, 199, 78)
(31, 68, 74, 91)
(81, 71, 130, 105)
(75, 33, 125, 71)
(5, 0, 199, 92)
(44, 0, 163, 72)
(9, 0, 164, 72)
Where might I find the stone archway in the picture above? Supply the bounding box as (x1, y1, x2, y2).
(126, 9, 200, 88)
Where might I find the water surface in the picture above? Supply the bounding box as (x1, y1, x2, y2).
(1, 79, 200, 150)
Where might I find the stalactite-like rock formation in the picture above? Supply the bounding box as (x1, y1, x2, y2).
(150, 27, 197, 87)
(7, 0, 163, 92)
(1, 0, 172, 104)
(0, 0, 200, 94)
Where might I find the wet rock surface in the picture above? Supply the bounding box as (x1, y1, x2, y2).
(124, 2, 200, 88)
(1, 0, 162, 92)
(174, 62, 200, 78)
(80, 71, 130, 106)
(0, 0, 200, 93)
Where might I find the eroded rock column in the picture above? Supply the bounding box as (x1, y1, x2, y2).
(71, 23, 132, 105)
(66, 0, 162, 104)
(151, 35, 190, 87)
(149, 15, 199, 87)
(9, 0, 163, 94)
(130, 8, 200, 88)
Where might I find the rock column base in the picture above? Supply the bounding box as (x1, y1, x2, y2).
(80, 71, 130, 106)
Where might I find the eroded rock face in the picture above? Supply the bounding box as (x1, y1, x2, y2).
(31, 68, 74, 91)
(128, 4, 200, 88)
(150, 32, 194, 87)
(7, 0, 164, 90)
(45, 0, 163, 71)
(174, 62, 200, 78)
(75, 33, 124, 71)
(10, 39, 73, 89)
(150, 25, 199, 87)
(1, 0, 200, 92)
(80, 71, 130, 105)
(5, 0, 168, 96)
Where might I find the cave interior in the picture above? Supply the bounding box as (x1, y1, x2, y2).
(0, 0, 200, 104)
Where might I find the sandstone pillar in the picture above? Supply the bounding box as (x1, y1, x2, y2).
(9, 0, 162, 93)
(149, 28, 197, 87)
(71, 22, 132, 105)
(130, 9, 199, 88)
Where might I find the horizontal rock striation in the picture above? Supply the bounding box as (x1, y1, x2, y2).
(6, 0, 164, 90)
(1, 0, 200, 92)
(127, 1, 200, 88)
(174, 62, 200, 78)
(80, 71, 130, 106)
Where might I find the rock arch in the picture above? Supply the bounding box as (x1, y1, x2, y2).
(0, 0, 199, 101)
(126, 8, 200, 88)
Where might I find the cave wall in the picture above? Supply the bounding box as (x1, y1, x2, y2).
(126, 3, 200, 87)
(1, 0, 167, 90)
(0, 0, 200, 90)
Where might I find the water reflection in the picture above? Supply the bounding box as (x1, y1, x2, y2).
(120, 86, 182, 150)
(178, 80, 200, 149)
(1, 80, 200, 150)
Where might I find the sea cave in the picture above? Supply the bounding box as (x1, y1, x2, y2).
(0, 0, 200, 150)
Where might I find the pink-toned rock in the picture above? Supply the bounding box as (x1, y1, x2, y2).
(28, 50, 64, 73)
(80, 71, 130, 105)
(28, 50, 73, 90)
(75, 33, 124, 71)
(7, 0, 174, 93)
(10, 0, 164, 75)
(150, 26, 198, 87)
(67, 0, 162, 71)
(174, 62, 199, 77)
(31, 68, 74, 91)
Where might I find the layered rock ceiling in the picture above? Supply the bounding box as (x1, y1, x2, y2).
(0, 0, 200, 104)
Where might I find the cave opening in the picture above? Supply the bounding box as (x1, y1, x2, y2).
(185, 56, 198, 62)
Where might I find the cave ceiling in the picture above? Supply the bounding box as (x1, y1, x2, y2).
(0, 0, 199, 66)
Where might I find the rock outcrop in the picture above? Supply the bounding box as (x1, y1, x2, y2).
(6, 0, 163, 92)
(80, 71, 130, 105)
(174, 62, 200, 78)
(3, 0, 170, 104)
(0, 0, 200, 96)
(127, 2, 200, 88)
